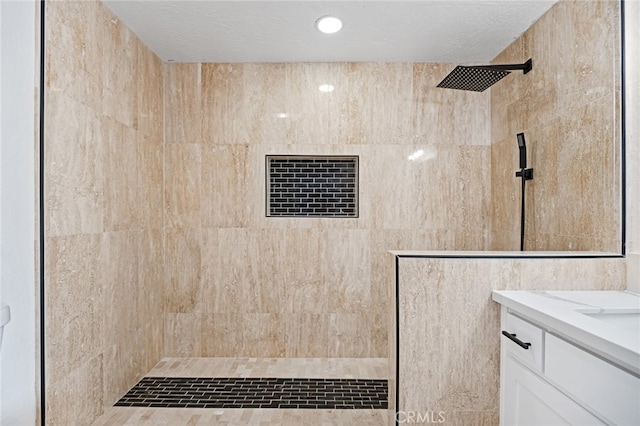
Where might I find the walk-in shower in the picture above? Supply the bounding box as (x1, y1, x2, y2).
(437, 58, 533, 92)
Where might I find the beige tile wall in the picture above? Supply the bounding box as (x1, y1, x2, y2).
(392, 255, 626, 426)
(163, 62, 493, 358)
(490, 0, 622, 252)
(44, 1, 164, 423)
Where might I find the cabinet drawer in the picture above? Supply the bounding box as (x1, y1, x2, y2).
(546, 334, 640, 426)
(502, 312, 544, 372)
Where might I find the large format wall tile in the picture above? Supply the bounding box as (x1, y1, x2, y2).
(137, 132, 164, 230)
(344, 63, 414, 146)
(45, 91, 104, 236)
(45, 234, 106, 385)
(46, 355, 104, 426)
(284, 314, 329, 358)
(201, 313, 244, 357)
(284, 63, 334, 146)
(243, 314, 286, 357)
(136, 39, 164, 140)
(323, 229, 371, 312)
(100, 14, 137, 128)
(102, 117, 139, 231)
(137, 230, 164, 328)
(201, 144, 250, 228)
(45, 1, 103, 112)
(165, 228, 202, 313)
(102, 231, 139, 346)
(164, 313, 202, 357)
(164, 63, 202, 144)
(165, 143, 202, 229)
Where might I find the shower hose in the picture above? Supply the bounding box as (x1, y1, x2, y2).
(520, 171, 526, 251)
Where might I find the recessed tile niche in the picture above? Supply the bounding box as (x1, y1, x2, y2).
(266, 156, 359, 218)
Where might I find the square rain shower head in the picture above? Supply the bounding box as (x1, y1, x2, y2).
(437, 66, 511, 92)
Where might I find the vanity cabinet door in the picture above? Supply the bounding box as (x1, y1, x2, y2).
(545, 333, 640, 425)
(502, 355, 604, 426)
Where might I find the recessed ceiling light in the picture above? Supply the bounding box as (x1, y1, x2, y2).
(276, 112, 289, 118)
(318, 84, 335, 93)
(316, 16, 343, 34)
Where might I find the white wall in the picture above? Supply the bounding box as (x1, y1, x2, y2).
(0, 0, 38, 424)
(626, 0, 640, 292)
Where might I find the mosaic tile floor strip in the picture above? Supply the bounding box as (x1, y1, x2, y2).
(115, 377, 388, 409)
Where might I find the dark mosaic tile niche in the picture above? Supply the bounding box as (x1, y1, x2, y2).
(266, 156, 358, 218)
(115, 377, 388, 409)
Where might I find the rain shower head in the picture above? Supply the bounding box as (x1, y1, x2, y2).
(437, 58, 532, 92)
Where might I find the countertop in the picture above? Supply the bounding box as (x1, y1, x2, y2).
(492, 290, 640, 375)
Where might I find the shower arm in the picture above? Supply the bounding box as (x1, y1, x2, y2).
(474, 59, 533, 74)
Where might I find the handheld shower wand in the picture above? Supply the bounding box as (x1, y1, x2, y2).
(517, 133, 527, 169)
(515, 133, 533, 251)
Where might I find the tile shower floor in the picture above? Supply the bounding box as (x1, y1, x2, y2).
(92, 357, 388, 425)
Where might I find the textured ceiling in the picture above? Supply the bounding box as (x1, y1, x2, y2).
(102, 0, 557, 64)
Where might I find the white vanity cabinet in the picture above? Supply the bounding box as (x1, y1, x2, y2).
(500, 310, 604, 425)
(499, 307, 640, 425)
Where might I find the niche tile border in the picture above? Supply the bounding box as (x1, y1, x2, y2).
(115, 377, 388, 409)
(266, 155, 359, 218)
